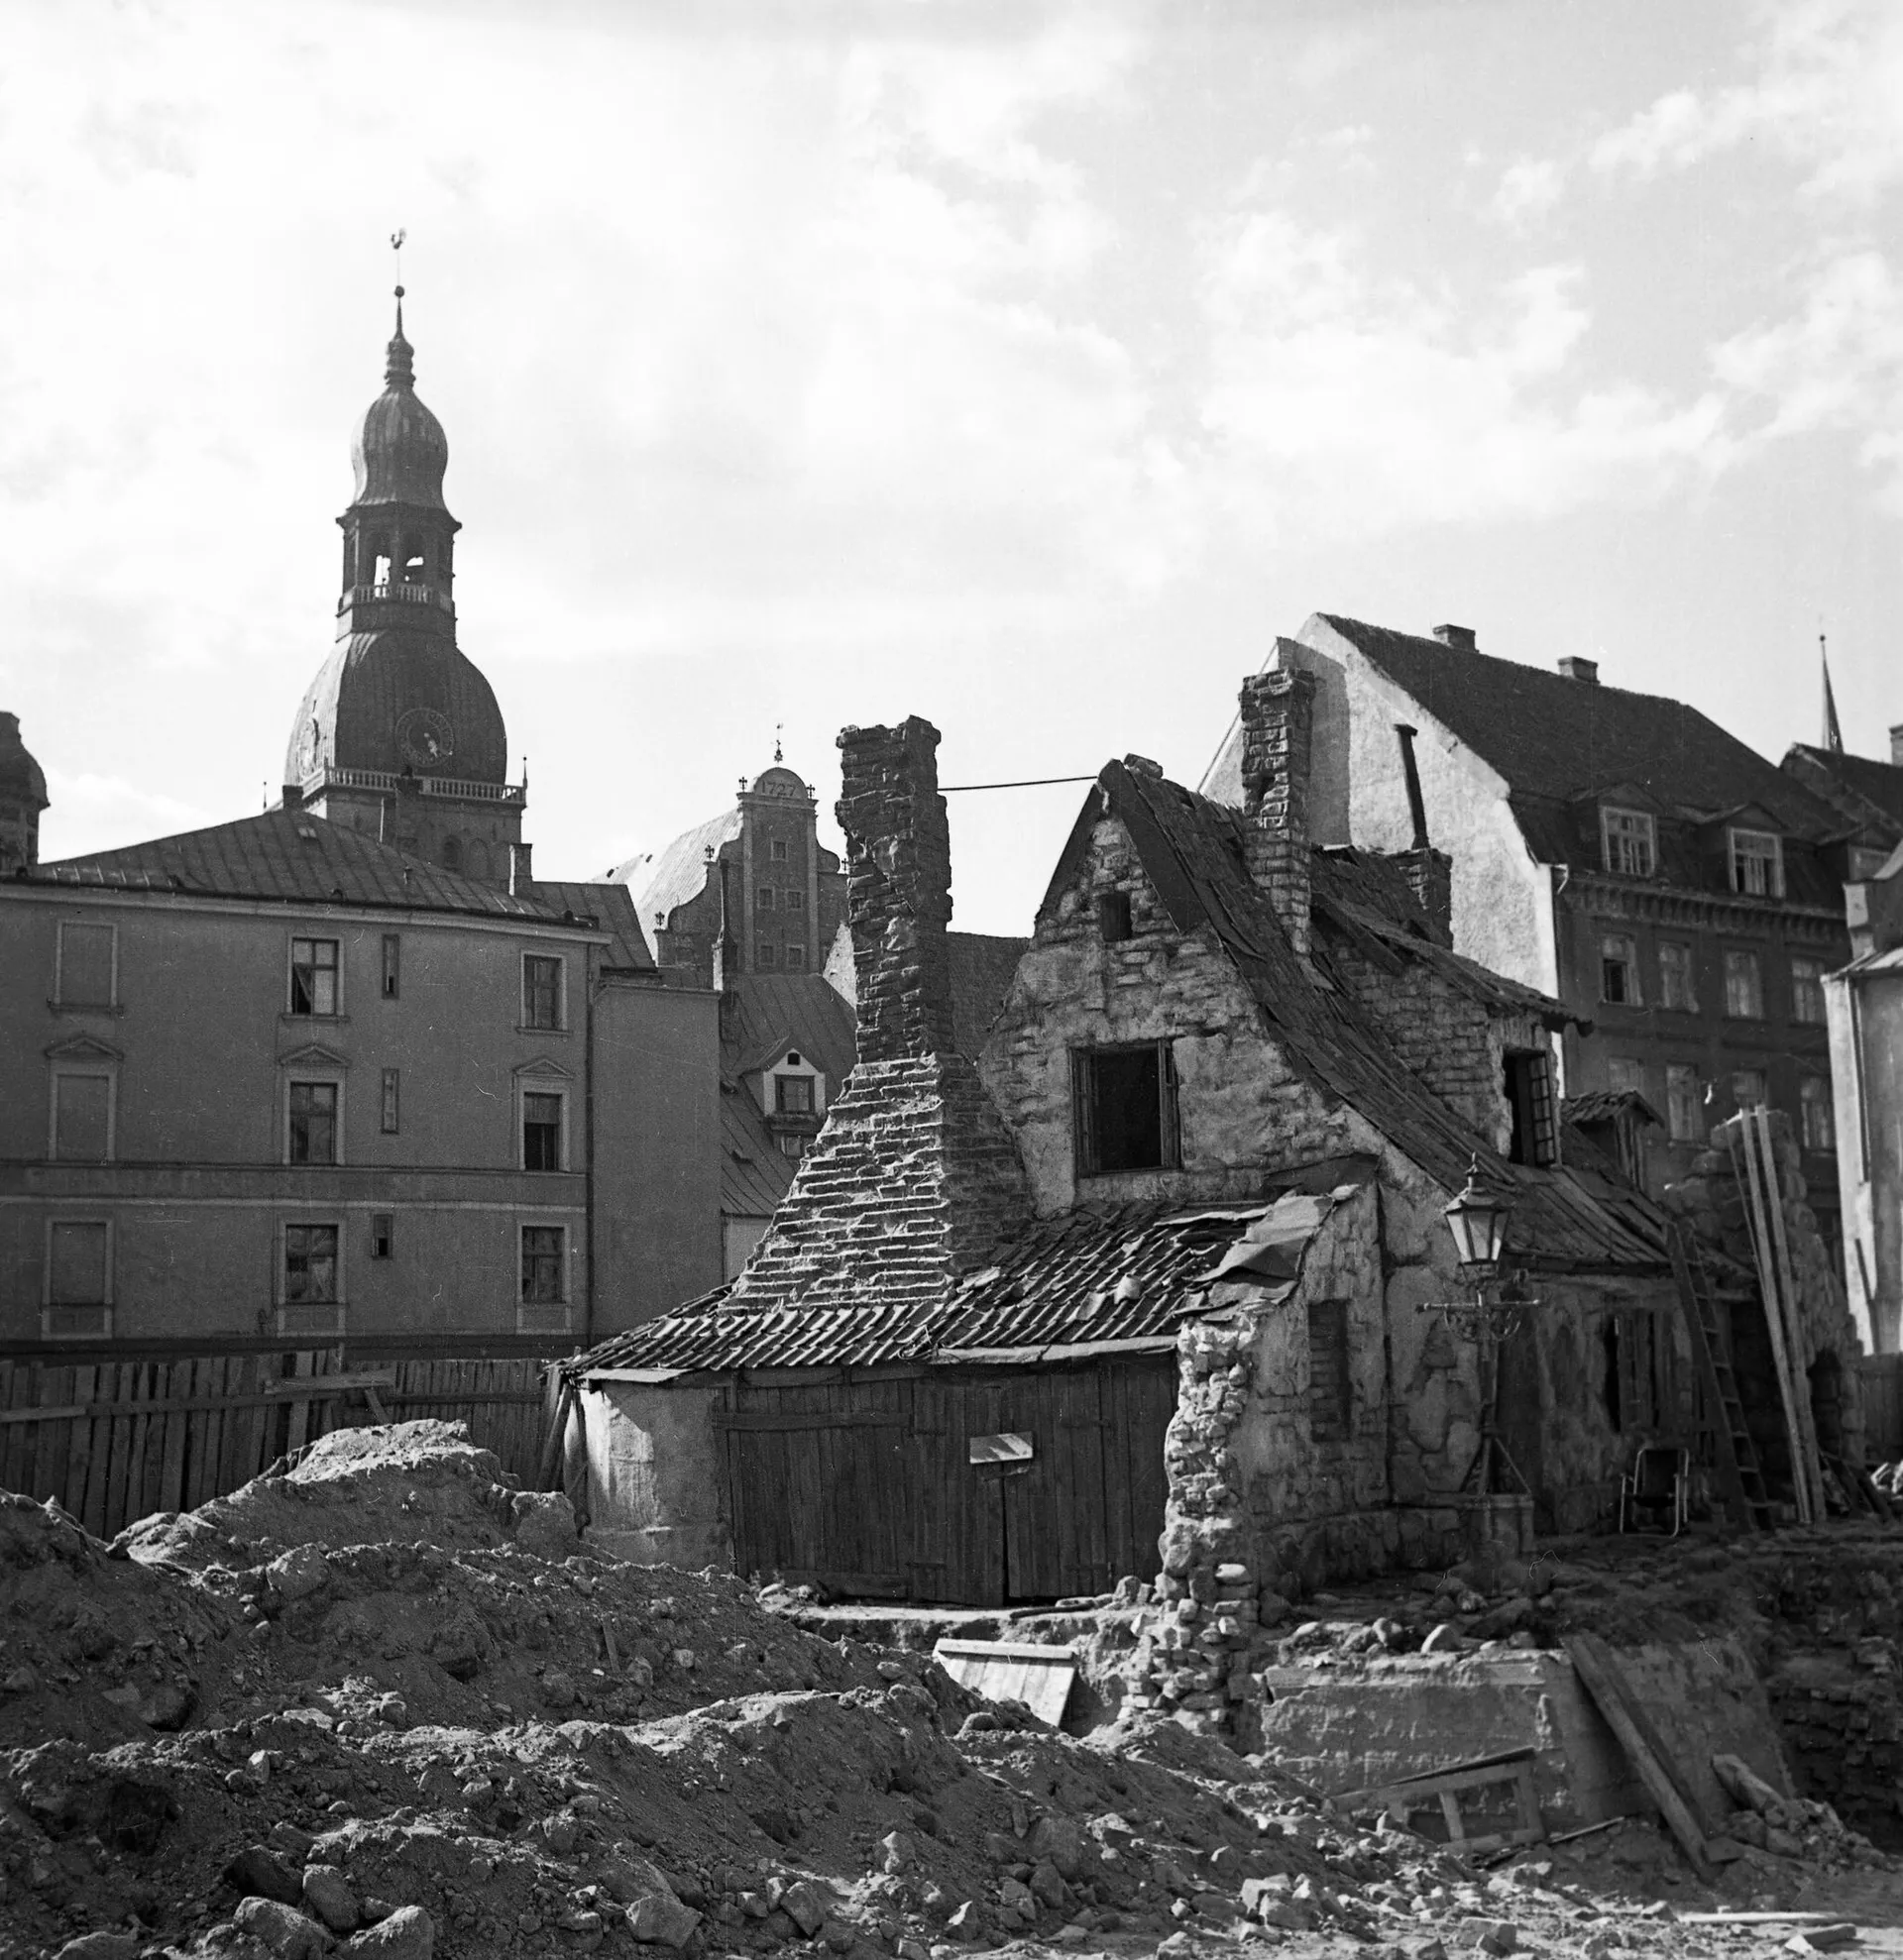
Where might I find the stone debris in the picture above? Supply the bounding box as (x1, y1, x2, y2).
(6, 1425, 1903, 1960)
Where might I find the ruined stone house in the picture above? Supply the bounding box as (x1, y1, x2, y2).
(564, 663, 1840, 1615)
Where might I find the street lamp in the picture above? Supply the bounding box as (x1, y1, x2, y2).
(1422, 1155, 1537, 1499)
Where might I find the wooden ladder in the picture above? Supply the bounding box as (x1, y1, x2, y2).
(1669, 1224, 1773, 1531)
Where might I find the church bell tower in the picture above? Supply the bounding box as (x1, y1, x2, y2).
(282, 284, 527, 885)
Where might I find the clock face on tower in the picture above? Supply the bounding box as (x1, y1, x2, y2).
(394, 708, 455, 770)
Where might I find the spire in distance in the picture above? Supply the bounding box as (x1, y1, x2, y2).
(1821, 631, 1845, 753)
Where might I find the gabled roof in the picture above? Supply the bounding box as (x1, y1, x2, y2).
(721, 1086, 795, 1221)
(620, 808, 743, 957)
(723, 973, 857, 1087)
(26, 811, 574, 924)
(1042, 761, 1666, 1273)
(1312, 614, 1847, 842)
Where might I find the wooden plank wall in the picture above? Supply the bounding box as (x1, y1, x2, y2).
(1857, 1355, 1903, 1464)
(0, 1349, 555, 1542)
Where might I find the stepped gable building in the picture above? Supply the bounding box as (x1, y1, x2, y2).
(567, 681, 1730, 1613)
(281, 291, 526, 884)
(1202, 616, 1872, 1224)
(0, 297, 723, 1347)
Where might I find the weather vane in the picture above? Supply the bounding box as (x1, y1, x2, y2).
(391, 228, 406, 297)
(774, 721, 784, 764)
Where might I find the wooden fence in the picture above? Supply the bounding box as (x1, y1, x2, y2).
(1859, 1354, 1903, 1464)
(0, 1346, 563, 1544)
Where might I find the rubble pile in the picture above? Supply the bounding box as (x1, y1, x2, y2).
(6, 1425, 1903, 1960)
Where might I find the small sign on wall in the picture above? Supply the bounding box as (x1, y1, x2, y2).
(967, 1431, 1035, 1466)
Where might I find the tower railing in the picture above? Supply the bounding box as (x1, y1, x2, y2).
(303, 766, 525, 805)
(337, 582, 454, 614)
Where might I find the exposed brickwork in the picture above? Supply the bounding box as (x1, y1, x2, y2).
(837, 718, 955, 1062)
(1391, 845, 1453, 946)
(1238, 670, 1316, 958)
(727, 717, 1031, 1310)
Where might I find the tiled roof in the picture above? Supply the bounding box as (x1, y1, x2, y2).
(720, 1087, 797, 1221)
(725, 973, 858, 1084)
(1784, 743, 1903, 840)
(28, 811, 572, 923)
(1565, 1090, 1662, 1130)
(572, 1182, 1360, 1376)
(949, 932, 1030, 1059)
(1043, 762, 1668, 1274)
(1314, 615, 1847, 840)
(524, 880, 654, 968)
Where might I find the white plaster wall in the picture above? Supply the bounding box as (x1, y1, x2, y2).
(582, 1381, 733, 1570)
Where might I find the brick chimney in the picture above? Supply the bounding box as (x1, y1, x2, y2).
(724, 715, 1030, 1312)
(1556, 655, 1600, 684)
(1432, 623, 1477, 652)
(1238, 669, 1316, 958)
(837, 717, 956, 1061)
(1891, 723, 1903, 767)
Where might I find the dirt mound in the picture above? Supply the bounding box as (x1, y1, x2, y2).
(117, 1421, 577, 1574)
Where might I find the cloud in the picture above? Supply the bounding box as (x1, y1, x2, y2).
(1590, 0, 1903, 201)
(1194, 215, 1731, 540)
(1492, 157, 1565, 227)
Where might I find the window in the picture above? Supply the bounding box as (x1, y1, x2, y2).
(442, 836, 462, 873)
(770, 840, 789, 862)
(51, 1073, 112, 1161)
(1724, 949, 1764, 1019)
(1073, 1042, 1179, 1175)
(775, 1073, 814, 1114)
(56, 923, 116, 1008)
(48, 1221, 109, 1310)
(778, 1135, 805, 1159)
(370, 1213, 393, 1259)
(1504, 1049, 1559, 1166)
(1604, 1308, 1671, 1433)
(288, 1081, 338, 1164)
(1608, 1057, 1645, 1095)
(382, 934, 400, 1000)
(757, 887, 777, 911)
(289, 937, 340, 1016)
(757, 943, 780, 970)
(1730, 828, 1784, 898)
(1098, 892, 1134, 943)
(521, 1226, 566, 1304)
(1601, 808, 1656, 878)
(522, 954, 564, 1031)
(1658, 941, 1697, 1012)
(1666, 1065, 1703, 1143)
(1790, 957, 1826, 1026)
(283, 1224, 339, 1304)
(1732, 1069, 1768, 1113)
(381, 1068, 400, 1134)
(785, 944, 807, 970)
(1307, 1301, 1351, 1443)
(1801, 1075, 1836, 1152)
(783, 890, 805, 914)
(523, 1091, 563, 1171)
(1600, 934, 1640, 1005)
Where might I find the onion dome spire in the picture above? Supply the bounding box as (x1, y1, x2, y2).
(386, 284, 415, 389)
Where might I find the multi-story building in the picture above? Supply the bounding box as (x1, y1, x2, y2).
(1201, 616, 1878, 1232)
(0, 298, 722, 1345)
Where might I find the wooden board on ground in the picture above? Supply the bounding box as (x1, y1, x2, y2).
(933, 1638, 1077, 1726)
(1565, 1633, 1716, 1883)
(1335, 1746, 1545, 1854)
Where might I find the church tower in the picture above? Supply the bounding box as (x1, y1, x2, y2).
(282, 288, 527, 883)
(0, 711, 48, 875)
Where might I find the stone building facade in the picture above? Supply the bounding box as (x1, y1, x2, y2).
(572, 666, 1694, 1649)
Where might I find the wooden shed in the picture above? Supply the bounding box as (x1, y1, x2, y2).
(572, 1190, 1365, 1604)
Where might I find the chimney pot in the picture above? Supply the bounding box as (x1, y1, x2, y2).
(1431, 623, 1477, 652)
(1890, 723, 1903, 767)
(508, 840, 533, 896)
(1557, 656, 1600, 685)
(281, 784, 304, 812)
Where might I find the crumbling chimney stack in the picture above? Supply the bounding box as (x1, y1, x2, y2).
(1238, 669, 1316, 958)
(837, 716, 956, 1064)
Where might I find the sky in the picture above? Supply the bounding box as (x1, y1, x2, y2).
(3, 0, 1901, 935)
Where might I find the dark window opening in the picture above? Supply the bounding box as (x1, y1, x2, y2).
(442, 836, 462, 872)
(1074, 1042, 1178, 1175)
(785, 943, 806, 970)
(1308, 1300, 1351, 1442)
(770, 839, 789, 861)
(757, 886, 776, 911)
(288, 1081, 338, 1164)
(381, 933, 400, 1000)
(381, 1068, 400, 1135)
(523, 955, 562, 1030)
(1603, 1319, 1623, 1430)
(523, 1092, 562, 1171)
(289, 937, 339, 1016)
(1098, 891, 1134, 942)
(776, 1073, 814, 1114)
(1504, 1048, 1558, 1167)
(370, 1213, 393, 1259)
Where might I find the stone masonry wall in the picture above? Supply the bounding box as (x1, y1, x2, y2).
(1238, 670, 1316, 959)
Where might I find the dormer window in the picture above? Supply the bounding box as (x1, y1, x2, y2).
(1730, 828, 1784, 898)
(1601, 807, 1655, 878)
(775, 1074, 814, 1115)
